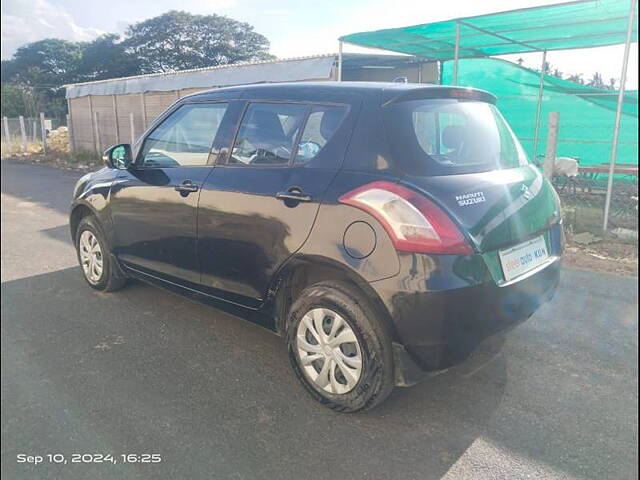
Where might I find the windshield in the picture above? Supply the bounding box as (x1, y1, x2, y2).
(383, 99, 529, 176)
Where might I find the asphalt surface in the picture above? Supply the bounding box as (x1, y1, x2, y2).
(1, 159, 638, 480)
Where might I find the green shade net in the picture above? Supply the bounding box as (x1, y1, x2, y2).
(340, 0, 637, 59)
(442, 58, 638, 168)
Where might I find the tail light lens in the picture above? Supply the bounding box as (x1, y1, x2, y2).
(339, 181, 473, 255)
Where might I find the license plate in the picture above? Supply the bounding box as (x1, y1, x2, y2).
(499, 236, 549, 282)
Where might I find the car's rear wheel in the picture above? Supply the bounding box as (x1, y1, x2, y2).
(286, 280, 394, 412)
(75, 216, 127, 292)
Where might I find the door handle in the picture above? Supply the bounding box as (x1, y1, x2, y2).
(175, 180, 199, 196)
(275, 190, 312, 203)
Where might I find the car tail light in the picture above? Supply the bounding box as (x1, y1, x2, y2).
(339, 181, 473, 255)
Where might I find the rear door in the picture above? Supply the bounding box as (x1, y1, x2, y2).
(197, 101, 351, 307)
(110, 102, 228, 284)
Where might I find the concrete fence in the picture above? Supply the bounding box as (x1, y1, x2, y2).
(68, 87, 212, 153)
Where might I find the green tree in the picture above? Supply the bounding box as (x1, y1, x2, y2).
(125, 10, 274, 73)
(587, 72, 607, 89)
(0, 84, 46, 117)
(1, 10, 275, 117)
(77, 34, 141, 82)
(566, 73, 584, 84)
(4, 39, 83, 88)
(1, 84, 28, 117)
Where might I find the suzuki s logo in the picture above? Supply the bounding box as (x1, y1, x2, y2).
(521, 184, 533, 200)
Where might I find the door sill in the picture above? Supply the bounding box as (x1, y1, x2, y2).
(123, 263, 263, 310)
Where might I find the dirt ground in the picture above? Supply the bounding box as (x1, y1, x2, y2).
(3, 151, 101, 173)
(563, 242, 638, 276)
(5, 153, 638, 277)
(560, 190, 638, 276)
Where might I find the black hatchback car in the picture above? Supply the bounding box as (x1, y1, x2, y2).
(71, 82, 563, 412)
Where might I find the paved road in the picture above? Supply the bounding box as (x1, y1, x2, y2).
(1, 160, 638, 480)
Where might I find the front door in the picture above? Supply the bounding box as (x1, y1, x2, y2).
(197, 101, 351, 308)
(110, 102, 228, 284)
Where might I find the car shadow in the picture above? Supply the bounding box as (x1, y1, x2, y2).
(39, 224, 73, 243)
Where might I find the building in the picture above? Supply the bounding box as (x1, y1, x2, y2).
(65, 53, 438, 152)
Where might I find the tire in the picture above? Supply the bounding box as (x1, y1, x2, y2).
(75, 216, 127, 292)
(286, 280, 394, 412)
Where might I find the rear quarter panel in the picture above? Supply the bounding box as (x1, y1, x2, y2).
(294, 170, 401, 283)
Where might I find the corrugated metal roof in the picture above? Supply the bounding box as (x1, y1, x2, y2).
(65, 54, 338, 98)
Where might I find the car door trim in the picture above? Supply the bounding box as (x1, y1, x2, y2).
(123, 263, 264, 310)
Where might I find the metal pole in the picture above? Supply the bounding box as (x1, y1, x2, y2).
(130, 112, 135, 144)
(66, 113, 73, 153)
(39, 112, 47, 154)
(337, 40, 343, 82)
(2, 116, 10, 143)
(88, 95, 97, 153)
(452, 22, 461, 85)
(66, 99, 76, 152)
(544, 112, 560, 179)
(112, 95, 120, 144)
(141, 93, 148, 130)
(19, 116, 27, 152)
(93, 111, 101, 154)
(532, 50, 547, 163)
(603, 0, 636, 232)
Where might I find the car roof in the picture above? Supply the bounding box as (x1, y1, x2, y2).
(182, 81, 496, 105)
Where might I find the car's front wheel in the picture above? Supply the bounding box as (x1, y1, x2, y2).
(286, 281, 394, 412)
(75, 216, 126, 292)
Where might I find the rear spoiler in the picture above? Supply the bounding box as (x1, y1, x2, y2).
(381, 87, 497, 107)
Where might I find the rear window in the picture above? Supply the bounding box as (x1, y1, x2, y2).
(383, 99, 529, 176)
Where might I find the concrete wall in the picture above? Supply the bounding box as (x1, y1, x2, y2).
(69, 88, 217, 152)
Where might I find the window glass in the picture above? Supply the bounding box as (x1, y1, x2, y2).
(294, 105, 347, 164)
(384, 99, 529, 176)
(229, 103, 307, 166)
(140, 103, 227, 167)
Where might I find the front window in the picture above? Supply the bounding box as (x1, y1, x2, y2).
(384, 99, 529, 176)
(139, 103, 228, 168)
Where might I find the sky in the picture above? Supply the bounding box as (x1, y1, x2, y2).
(1, 0, 638, 88)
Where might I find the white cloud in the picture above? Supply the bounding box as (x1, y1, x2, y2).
(1, 0, 103, 59)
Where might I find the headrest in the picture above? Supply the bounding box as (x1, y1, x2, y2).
(442, 125, 465, 150)
(248, 110, 286, 142)
(320, 109, 344, 140)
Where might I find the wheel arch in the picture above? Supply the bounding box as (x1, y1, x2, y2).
(69, 202, 97, 243)
(267, 255, 398, 341)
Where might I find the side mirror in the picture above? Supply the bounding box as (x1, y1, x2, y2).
(103, 144, 133, 169)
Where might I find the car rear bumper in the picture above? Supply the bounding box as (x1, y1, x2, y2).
(372, 251, 561, 386)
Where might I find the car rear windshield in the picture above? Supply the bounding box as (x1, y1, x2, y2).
(383, 99, 530, 176)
